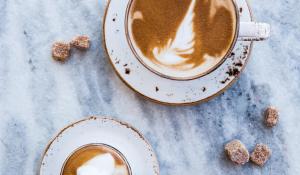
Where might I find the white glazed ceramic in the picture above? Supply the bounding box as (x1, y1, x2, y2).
(39, 116, 159, 175)
(103, 0, 256, 105)
(124, 0, 270, 81)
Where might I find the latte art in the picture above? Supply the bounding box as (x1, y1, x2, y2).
(61, 145, 130, 175)
(127, 0, 237, 79)
(152, 0, 196, 68)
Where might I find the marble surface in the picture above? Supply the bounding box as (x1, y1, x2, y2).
(0, 0, 299, 174)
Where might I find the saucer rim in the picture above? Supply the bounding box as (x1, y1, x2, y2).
(38, 116, 160, 175)
(102, 0, 254, 106)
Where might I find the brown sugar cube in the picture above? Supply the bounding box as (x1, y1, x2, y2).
(250, 144, 272, 166)
(52, 42, 71, 62)
(264, 106, 279, 127)
(225, 140, 249, 165)
(70, 35, 90, 50)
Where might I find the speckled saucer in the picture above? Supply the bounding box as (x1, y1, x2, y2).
(103, 0, 253, 105)
(39, 117, 159, 175)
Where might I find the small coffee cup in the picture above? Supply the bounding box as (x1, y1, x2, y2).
(125, 0, 270, 80)
(61, 144, 132, 175)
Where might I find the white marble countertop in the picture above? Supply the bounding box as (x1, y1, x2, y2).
(0, 0, 299, 174)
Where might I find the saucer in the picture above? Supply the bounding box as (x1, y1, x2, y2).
(103, 0, 253, 105)
(39, 117, 159, 175)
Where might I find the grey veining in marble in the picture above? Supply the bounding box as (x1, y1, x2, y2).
(0, 0, 300, 174)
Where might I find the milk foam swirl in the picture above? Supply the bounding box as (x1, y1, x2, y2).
(152, 0, 196, 68)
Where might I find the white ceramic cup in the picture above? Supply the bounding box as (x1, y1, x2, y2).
(125, 0, 270, 80)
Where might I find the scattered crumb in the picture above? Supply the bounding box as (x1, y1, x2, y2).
(202, 87, 206, 92)
(264, 106, 279, 127)
(52, 42, 71, 62)
(70, 35, 90, 50)
(155, 87, 159, 92)
(226, 67, 240, 77)
(221, 77, 230, 84)
(250, 144, 271, 166)
(225, 140, 249, 165)
(125, 68, 131, 74)
(234, 61, 243, 67)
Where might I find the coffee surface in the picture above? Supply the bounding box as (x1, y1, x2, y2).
(127, 0, 237, 78)
(61, 145, 129, 175)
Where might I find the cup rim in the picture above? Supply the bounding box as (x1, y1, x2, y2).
(60, 143, 132, 175)
(125, 0, 241, 81)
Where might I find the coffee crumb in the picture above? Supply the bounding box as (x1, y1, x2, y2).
(225, 140, 249, 165)
(250, 144, 271, 166)
(123, 64, 128, 67)
(234, 61, 243, 67)
(125, 68, 131, 74)
(239, 8, 243, 13)
(52, 42, 71, 62)
(202, 87, 206, 92)
(70, 35, 90, 50)
(264, 106, 279, 127)
(221, 78, 230, 84)
(114, 58, 120, 64)
(226, 67, 240, 77)
(155, 87, 159, 92)
(112, 18, 116, 22)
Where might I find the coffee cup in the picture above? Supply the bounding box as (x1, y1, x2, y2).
(125, 0, 270, 80)
(61, 144, 131, 175)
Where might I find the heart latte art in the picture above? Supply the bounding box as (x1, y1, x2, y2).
(127, 0, 237, 79)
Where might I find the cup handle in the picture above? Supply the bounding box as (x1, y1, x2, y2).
(238, 22, 271, 41)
